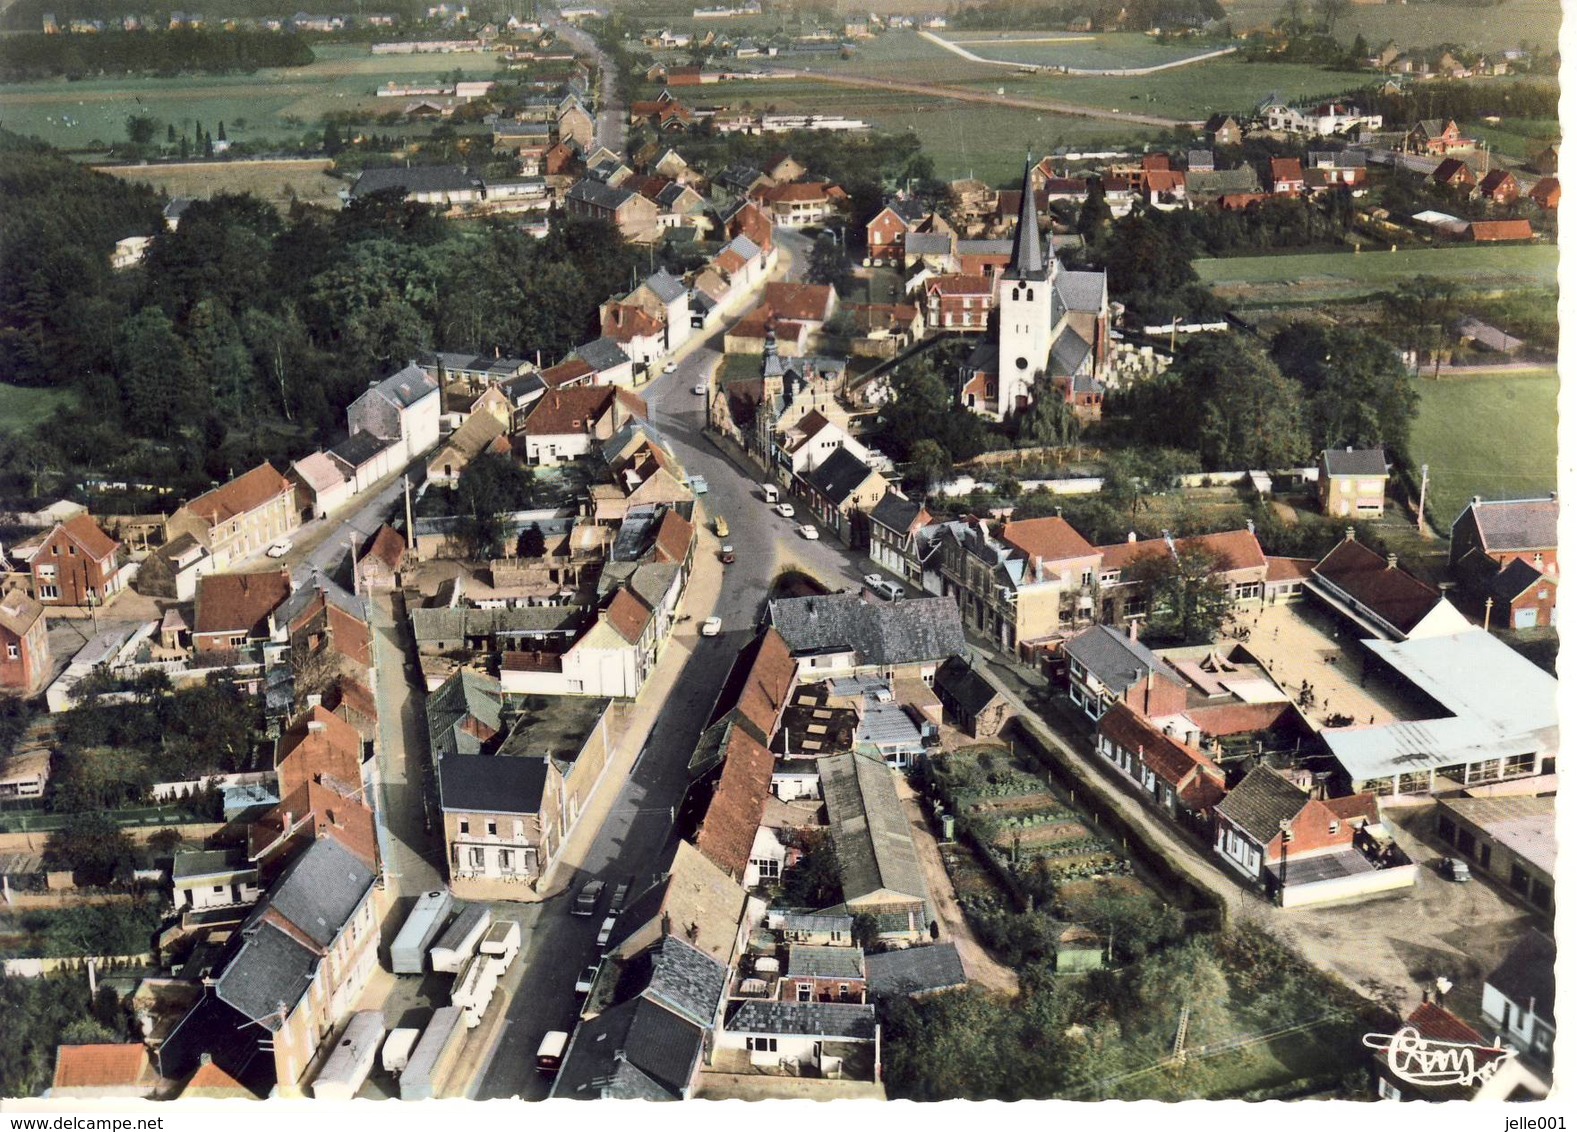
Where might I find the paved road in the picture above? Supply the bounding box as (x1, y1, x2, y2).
(547, 7, 625, 153)
(471, 228, 877, 1099)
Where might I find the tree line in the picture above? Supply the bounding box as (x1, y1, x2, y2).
(0, 28, 313, 81)
(0, 130, 641, 508)
(951, 0, 1225, 31)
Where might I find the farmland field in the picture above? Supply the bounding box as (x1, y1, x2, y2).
(1194, 245, 1559, 304)
(0, 384, 76, 436)
(95, 157, 345, 208)
(931, 30, 1224, 71)
(0, 44, 499, 149)
(1412, 373, 1557, 526)
(1220, 0, 1563, 53)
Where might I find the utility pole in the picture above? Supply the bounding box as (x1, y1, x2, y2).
(403, 475, 415, 541)
(1416, 463, 1429, 535)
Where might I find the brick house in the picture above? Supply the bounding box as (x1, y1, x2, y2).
(165, 462, 299, 571)
(1095, 700, 1226, 827)
(932, 655, 1012, 738)
(1529, 177, 1559, 211)
(750, 181, 846, 226)
(1405, 118, 1471, 155)
(192, 569, 293, 654)
(1432, 158, 1477, 191)
(565, 179, 660, 241)
(0, 589, 49, 694)
(934, 516, 1101, 653)
(1202, 113, 1242, 147)
(1449, 493, 1558, 577)
(923, 274, 993, 333)
(1317, 446, 1387, 518)
(1061, 623, 1187, 721)
(867, 490, 932, 587)
(1476, 169, 1521, 205)
(29, 513, 121, 607)
(1269, 157, 1305, 195)
(798, 447, 888, 549)
(1213, 765, 1366, 893)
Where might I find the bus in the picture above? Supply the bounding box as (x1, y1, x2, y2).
(536, 1030, 569, 1077)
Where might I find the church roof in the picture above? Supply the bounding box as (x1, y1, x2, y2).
(1004, 155, 1048, 282)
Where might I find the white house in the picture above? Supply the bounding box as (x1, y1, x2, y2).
(500, 587, 661, 698)
(1480, 928, 1554, 1068)
(719, 1000, 877, 1074)
(346, 363, 442, 463)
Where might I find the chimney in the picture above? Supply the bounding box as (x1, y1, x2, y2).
(1128, 619, 1139, 642)
(1127, 531, 1137, 543)
(1345, 526, 1356, 541)
(1246, 519, 1255, 535)
(1032, 554, 1043, 581)
(1386, 553, 1398, 569)
(307, 720, 326, 734)
(1471, 495, 1483, 507)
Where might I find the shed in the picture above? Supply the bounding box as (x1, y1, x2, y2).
(400, 1007, 466, 1101)
(430, 903, 493, 974)
(392, 890, 454, 975)
(311, 1011, 385, 1101)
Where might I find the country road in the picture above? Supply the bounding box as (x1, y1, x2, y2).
(917, 30, 1238, 77)
(792, 71, 1190, 127)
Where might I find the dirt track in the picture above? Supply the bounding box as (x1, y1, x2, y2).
(795, 70, 1189, 126)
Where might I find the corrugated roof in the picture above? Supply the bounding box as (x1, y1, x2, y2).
(819, 751, 926, 904)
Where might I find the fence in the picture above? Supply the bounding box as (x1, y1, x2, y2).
(3, 953, 155, 977)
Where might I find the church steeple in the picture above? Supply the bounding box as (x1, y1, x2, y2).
(1005, 152, 1048, 282)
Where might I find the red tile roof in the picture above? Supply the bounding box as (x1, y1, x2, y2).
(1323, 792, 1380, 826)
(926, 273, 992, 296)
(193, 569, 292, 638)
(1000, 516, 1098, 564)
(1265, 555, 1316, 582)
(1313, 537, 1443, 633)
(762, 282, 835, 323)
(1099, 701, 1224, 807)
(52, 1045, 155, 1092)
(1469, 219, 1535, 242)
(605, 586, 654, 645)
(755, 181, 836, 203)
(275, 705, 364, 798)
(1185, 701, 1294, 738)
(601, 304, 666, 342)
(1404, 1000, 1488, 1046)
(1270, 157, 1304, 183)
(363, 524, 406, 572)
(1098, 529, 1266, 576)
(694, 724, 775, 880)
(57, 513, 120, 561)
(182, 1058, 260, 1098)
(540, 358, 595, 388)
(522, 386, 618, 436)
(734, 627, 797, 744)
(185, 462, 290, 527)
(652, 509, 695, 565)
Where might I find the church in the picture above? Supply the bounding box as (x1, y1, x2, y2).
(958, 156, 1112, 422)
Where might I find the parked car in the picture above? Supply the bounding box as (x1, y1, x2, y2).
(701, 616, 722, 636)
(571, 879, 605, 916)
(862, 573, 883, 588)
(1441, 857, 1471, 883)
(714, 517, 729, 538)
(664, 361, 679, 374)
(690, 475, 709, 494)
(575, 964, 599, 995)
(266, 539, 293, 558)
(720, 548, 736, 565)
(609, 880, 631, 915)
(692, 382, 706, 395)
(876, 580, 905, 601)
(596, 915, 617, 949)
(774, 503, 795, 519)
(798, 524, 819, 540)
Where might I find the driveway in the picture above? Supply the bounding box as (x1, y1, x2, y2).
(895, 776, 1020, 997)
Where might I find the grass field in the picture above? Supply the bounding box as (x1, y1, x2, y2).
(1221, 0, 1563, 53)
(0, 384, 76, 436)
(0, 44, 500, 149)
(94, 157, 345, 207)
(1194, 245, 1559, 304)
(933, 30, 1221, 70)
(1411, 373, 1557, 526)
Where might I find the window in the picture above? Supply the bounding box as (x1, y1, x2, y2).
(746, 1037, 778, 1053)
(498, 850, 514, 872)
(459, 820, 470, 835)
(797, 982, 812, 1002)
(67, 545, 75, 556)
(469, 847, 485, 868)
(36, 565, 55, 581)
(487, 820, 498, 837)
(5, 645, 15, 660)
(213, 885, 226, 894)
(755, 857, 780, 881)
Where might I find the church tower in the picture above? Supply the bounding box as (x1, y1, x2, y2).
(995, 155, 1056, 418)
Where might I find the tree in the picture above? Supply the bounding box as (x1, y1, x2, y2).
(1129, 542, 1235, 645)
(1167, 334, 1310, 471)
(43, 812, 135, 888)
(516, 525, 548, 559)
(851, 912, 881, 950)
(124, 113, 159, 147)
(1313, 0, 1351, 31)
(1018, 386, 1080, 449)
(453, 451, 536, 559)
(217, 120, 227, 142)
(1270, 323, 1418, 459)
(322, 119, 343, 156)
(907, 439, 951, 496)
(779, 830, 842, 909)
(806, 236, 853, 292)
(1076, 180, 1112, 243)
(116, 307, 204, 434)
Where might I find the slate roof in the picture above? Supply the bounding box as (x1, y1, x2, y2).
(329, 430, 397, 469)
(1004, 156, 1047, 281)
(767, 593, 965, 668)
(553, 996, 703, 1100)
(805, 447, 878, 507)
(933, 655, 1002, 716)
(1321, 447, 1388, 476)
(864, 943, 967, 998)
(785, 944, 864, 980)
(774, 911, 853, 935)
(379, 362, 443, 409)
(410, 604, 583, 642)
(1486, 558, 1548, 603)
(266, 836, 375, 949)
(1213, 764, 1315, 844)
(567, 178, 637, 210)
(643, 269, 689, 303)
(349, 164, 483, 200)
(427, 669, 505, 759)
(609, 841, 748, 964)
(641, 935, 729, 1029)
(1484, 928, 1555, 1026)
(1462, 496, 1559, 553)
(1061, 624, 1182, 695)
(215, 920, 319, 1031)
(438, 753, 549, 815)
(724, 999, 877, 1039)
(1312, 538, 1443, 634)
(869, 490, 925, 535)
(1054, 269, 1106, 313)
(819, 750, 927, 904)
(1050, 325, 1092, 375)
(575, 337, 632, 372)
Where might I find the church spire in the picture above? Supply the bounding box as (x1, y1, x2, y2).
(1006, 152, 1047, 281)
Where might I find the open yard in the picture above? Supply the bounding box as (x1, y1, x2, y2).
(0, 383, 76, 436)
(1412, 372, 1558, 527)
(0, 44, 499, 150)
(1221, 0, 1564, 53)
(1194, 245, 1559, 305)
(95, 157, 345, 208)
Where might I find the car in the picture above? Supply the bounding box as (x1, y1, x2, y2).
(1441, 857, 1471, 883)
(798, 524, 819, 540)
(774, 503, 795, 519)
(664, 361, 679, 374)
(609, 880, 631, 915)
(701, 616, 722, 637)
(596, 915, 618, 949)
(570, 879, 605, 916)
(692, 382, 707, 395)
(863, 573, 883, 588)
(690, 475, 709, 494)
(720, 547, 736, 565)
(714, 517, 729, 538)
(574, 964, 599, 996)
(265, 539, 293, 558)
